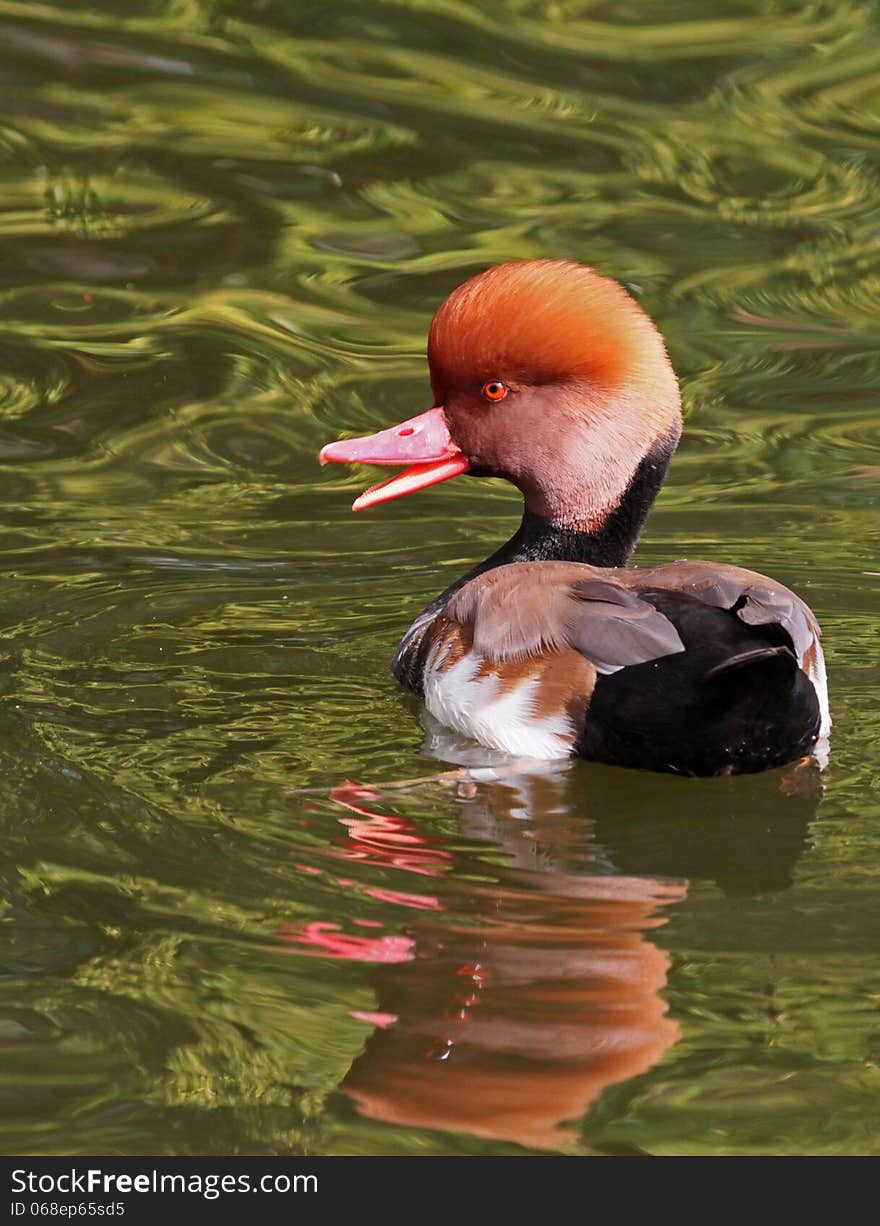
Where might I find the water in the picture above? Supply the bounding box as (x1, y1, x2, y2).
(0, 0, 878, 1156)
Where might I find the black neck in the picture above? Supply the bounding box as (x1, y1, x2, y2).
(484, 506, 638, 572)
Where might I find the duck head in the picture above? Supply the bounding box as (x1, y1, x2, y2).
(320, 259, 681, 538)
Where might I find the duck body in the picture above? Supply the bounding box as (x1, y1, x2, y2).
(394, 559, 825, 776)
(320, 260, 829, 776)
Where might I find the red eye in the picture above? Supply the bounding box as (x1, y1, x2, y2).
(482, 380, 508, 402)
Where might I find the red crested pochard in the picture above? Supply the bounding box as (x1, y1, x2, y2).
(320, 260, 829, 776)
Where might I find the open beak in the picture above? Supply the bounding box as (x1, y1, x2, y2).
(319, 406, 469, 511)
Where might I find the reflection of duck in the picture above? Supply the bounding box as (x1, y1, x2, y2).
(428, 745, 823, 898)
(321, 260, 829, 776)
(327, 758, 821, 1148)
(340, 804, 683, 1150)
(583, 760, 822, 897)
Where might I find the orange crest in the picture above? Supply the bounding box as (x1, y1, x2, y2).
(427, 259, 674, 407)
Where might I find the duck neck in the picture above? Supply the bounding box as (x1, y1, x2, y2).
(461, 428, 678, 584)
(485, 507, 636, 571)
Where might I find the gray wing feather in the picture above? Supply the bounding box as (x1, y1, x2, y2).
(568, 579, 685, 674)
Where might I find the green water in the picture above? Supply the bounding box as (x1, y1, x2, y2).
(1, 0, 878, 1157)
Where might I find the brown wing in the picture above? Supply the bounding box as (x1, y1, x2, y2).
(441, 557, 822, 675)
(444, 562, 685, 675)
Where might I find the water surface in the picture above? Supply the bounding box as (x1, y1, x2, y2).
(1, 0, 879, 1156)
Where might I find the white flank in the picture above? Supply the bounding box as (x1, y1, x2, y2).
(423, 648, 573, 760)
(804, 640, 831, 740)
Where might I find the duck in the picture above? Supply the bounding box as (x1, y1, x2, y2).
(320, 259, 829, 776)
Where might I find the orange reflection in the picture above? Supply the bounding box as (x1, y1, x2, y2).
(338, 771, 685, 1150)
